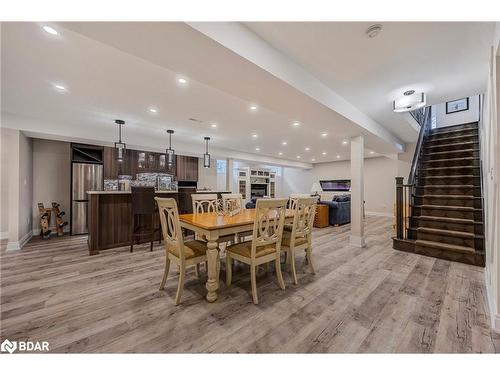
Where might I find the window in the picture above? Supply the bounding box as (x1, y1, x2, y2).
(216, 159, 226, 174)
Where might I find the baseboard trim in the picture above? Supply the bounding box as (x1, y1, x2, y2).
(366, 211, 393, 218)
(349, 234, 366, 248)
(485, 275, 500, 333)
(0, 231, 8, 240)
(6, 231, 32, 251)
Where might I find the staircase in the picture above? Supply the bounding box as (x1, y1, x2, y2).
(393, 122, 485, 266)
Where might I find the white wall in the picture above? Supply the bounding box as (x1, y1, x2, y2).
(483, 42, 500, 333)
(435, 94, 480, 128)
(31, 139, 71, 233)
(282, 150, 414, 215)
(0, 127, 33, 249)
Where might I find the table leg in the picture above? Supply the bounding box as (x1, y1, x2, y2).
(205, 239, 219, 302)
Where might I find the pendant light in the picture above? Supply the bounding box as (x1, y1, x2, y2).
(203, 136, 211, 168)
(114, 120, 126, 162)
(166, 129, 175, 167)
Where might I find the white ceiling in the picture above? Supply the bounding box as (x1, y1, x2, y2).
(1, 22, 495, 166)
(245, 22, 495, 143)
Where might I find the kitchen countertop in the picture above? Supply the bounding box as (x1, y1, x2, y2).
(87, 190, 178, 194)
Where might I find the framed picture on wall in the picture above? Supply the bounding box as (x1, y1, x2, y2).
(446, 97, 469, 114)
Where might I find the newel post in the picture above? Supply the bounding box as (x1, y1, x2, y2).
(395, 177, 404, 239)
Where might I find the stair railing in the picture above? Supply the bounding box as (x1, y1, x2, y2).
(395, 106, 432, 240)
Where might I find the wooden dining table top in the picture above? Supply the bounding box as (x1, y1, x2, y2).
(179, 208, 295, 230)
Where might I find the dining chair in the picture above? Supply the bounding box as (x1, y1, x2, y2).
(281, 197, 317, 284)
(225, 198, 288, 304)
(191, 193, 234, 246)
(155, 197, 208, 305)
(222, 193, 251, 242)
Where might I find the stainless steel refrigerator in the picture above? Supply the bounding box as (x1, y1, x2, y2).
(71, 163, 103, 235)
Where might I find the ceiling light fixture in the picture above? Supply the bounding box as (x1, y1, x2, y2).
(292, 121, 300, 127)
(321, 132, 328, 138)
(305, 147, 310, 151)
(149, 108, 158, 114)
(166, 130, 175, 168)
(255, 147, 260, 151)
(53, 84, 67, 92)
(114, 120, 126, 162)
(336, 155, 341, 159)
(296, 155, 301, 159)
(393, 91, 426, 113)
(252, 133, 258, 139)
(322, 151, 327, 156)
(249, 105, 258, 111)
(177, 77, 187, 85)
(366, 24, 383, 39)
(210, 123, 217, 128)
(342, 140, 349, 145)
(311, 158, 316, 162)
(282, 141, 287, 146)
(370, 151, 375, 155)
(42, 25, 58, 35)
(203, 137, 211, 168)
(279, 152, 283, 156)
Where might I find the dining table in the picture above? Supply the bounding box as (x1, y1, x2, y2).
(178, 208, 295, 302)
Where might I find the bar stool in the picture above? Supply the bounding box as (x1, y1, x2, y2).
(130, 186, 161, 252)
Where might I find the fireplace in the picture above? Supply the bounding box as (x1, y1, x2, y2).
(251, 183, 268, 199)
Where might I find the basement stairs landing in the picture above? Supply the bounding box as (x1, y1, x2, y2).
(393, 122, 485, 267)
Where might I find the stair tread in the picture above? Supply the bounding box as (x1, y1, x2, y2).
(414, 194, 479, 199)
(419, 185, 475, 188)
(416, 226, 475, 238)
(415, 239, 476, 255)
(416, 215, 480, 224)
(425, 149, 478, 156)
(423, 175, 475, 178)
(425, 141, 479, 149)
(430, 122, 478, 133)
(423, 157, 478, 163)
(415, 204, 481, 211)
(427, 134, 478, 142)
(429, 129, 478, 137)
(423, 165, 478, 170)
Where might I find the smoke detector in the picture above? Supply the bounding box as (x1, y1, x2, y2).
(366, 24, 383, 38)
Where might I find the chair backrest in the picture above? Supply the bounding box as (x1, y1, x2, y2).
(250, 198, 288, 259)
(288, 193, 310, 210)
(191, 193, 218, 214)
(131, 186, 155, 215)
(155, 197, 187, 260)
(221, 193, 243, 211)
(289, 197, 317, 245)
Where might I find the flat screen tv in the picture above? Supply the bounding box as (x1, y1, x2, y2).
(320, 179, 351, 192)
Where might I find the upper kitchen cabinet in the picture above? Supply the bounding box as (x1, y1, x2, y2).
(176, 155, 198, 181)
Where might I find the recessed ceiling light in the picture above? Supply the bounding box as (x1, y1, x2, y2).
(305, 147, 310, 151)
(249, 105, 258, 111)
(279, 152, 283, 156)
(53, 84, 67, 92)
(282, 141, 287, 146)
(296, 155, 301, 159)
(321, 132, 328, 138)
(252, 133, 258, 139)
(311, 158, 316, 162)
(210, 123, 217, 128)
(255, 147, 260, 151)
(322, 151, 327, 156)
(177, 77, 187, 85)
(342, 140, 349, 145)
(292, 121, 300, 127)
(149, 108, 158, 113)
(370, 151, 375, 155)
(336, 155, 341, 159)
(42, 25, 58, 35)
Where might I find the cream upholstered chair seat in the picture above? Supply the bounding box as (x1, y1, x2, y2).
(167, 240, 207, 259)
(281, 231, 308, 247)
(281, 197, 317, 285)
(226, 241, 277, 258)
(155, 197, 208, 305)
(226, 198, 288, 304)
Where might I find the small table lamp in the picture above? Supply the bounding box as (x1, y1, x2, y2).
(311, 182, 322, 196)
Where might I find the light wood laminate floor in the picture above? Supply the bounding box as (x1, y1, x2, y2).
(1, 216, 499, 353)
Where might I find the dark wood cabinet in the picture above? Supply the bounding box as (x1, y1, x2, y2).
(176, 155, 198, 181)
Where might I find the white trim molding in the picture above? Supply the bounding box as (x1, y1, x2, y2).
(0, 231, 8, 240)
(6, 231, 32, 252)
(366, 211, 393, 218)
(486, 277, 500, 333)
(349, 235, 366, 248)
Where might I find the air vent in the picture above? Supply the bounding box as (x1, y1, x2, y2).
(189, 118, 203, 123)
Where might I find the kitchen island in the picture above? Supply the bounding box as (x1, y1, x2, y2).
(86, 190, 230, 255)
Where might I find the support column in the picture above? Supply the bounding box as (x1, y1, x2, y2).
(350, 135, 366, 247)
(226, 158, 233, 192)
